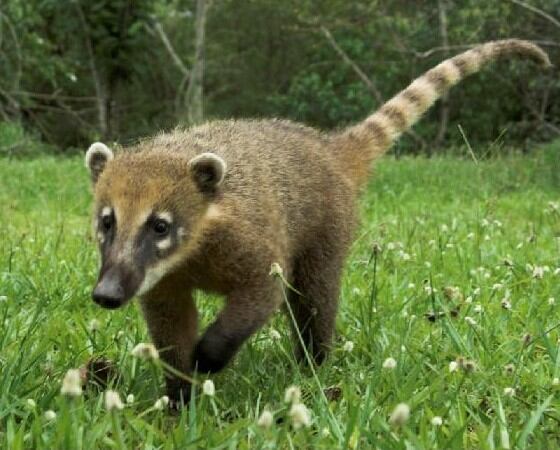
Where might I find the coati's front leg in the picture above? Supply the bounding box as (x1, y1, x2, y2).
(193, 281, 283, 373)
(140, 289, 198, 404)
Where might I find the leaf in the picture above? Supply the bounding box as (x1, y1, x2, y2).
(516, 396, 553, 449)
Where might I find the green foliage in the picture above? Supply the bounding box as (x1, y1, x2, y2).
(0, 121, 52, 157)
(1, 144, 560, 447)
(0, 0, 558, 151)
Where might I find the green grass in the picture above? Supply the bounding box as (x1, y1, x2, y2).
(1, 144, 560, 449)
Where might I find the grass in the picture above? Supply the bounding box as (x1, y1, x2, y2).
(1, 143, 559, 449)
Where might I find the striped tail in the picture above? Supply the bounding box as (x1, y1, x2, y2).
(335, 39, 551, 187)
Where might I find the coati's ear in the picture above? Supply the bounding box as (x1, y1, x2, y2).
(188, 152, 227, 192)
(85, 142, 114, 184)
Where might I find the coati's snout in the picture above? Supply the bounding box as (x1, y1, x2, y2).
(85, 142, 227, 301)
(92, 263, 142, 309)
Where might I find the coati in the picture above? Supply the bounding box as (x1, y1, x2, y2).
(85, 40, 550, 404)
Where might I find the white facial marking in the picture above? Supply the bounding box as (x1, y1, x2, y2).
(205, 204, 222, 220)
(156, 237, 172, 251)
(178, 227, 186, 240)
(136, 253, 184, 296)
(101, 206, 112, 218)
(97, 231, 105, 244)
(156, 211, 173, 223)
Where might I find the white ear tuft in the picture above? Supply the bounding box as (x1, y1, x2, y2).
(188, 152, 227, 192)
(85, 142, 114, 184)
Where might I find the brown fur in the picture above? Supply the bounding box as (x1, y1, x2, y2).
(86, 40, 549, 404)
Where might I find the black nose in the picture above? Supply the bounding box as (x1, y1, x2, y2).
(92, 277, 126, 309)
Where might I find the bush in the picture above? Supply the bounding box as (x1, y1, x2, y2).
(0, 122, 54, 158)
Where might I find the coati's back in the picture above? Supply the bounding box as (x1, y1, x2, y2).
(137, 119, 355, 254)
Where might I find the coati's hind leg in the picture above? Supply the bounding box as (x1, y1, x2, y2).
(287, 241, 345, 365)
(139, 287, 197, 405)
(192, 278, 283, 373)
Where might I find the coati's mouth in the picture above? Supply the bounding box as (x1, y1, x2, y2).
(91, 263, 143, 309)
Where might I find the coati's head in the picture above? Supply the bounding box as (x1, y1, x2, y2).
(85, 142, 226, 309)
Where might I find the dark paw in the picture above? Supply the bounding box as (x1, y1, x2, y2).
(192, 341, 230, 373)
(166, 380, 192, 409)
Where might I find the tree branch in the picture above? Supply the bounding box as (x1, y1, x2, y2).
(73, 0, 108, 138)
(151, 22, 190, 77)
(509, 0, 560, 29)
(320, 25, 426, 151)
(320, 25, 383, 103)
(434, 0, 450, 148)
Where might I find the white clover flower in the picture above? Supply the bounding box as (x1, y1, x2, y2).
(202, 379, 215, 397)
(554, 268, 560, 276)
(441, 224, 449, 233)
(343, 341, 354, 352)
(428, 240, 436, 247)
(473, 287, 481, 296)
(289, 403, 311, 429)
(481, 218, 489, 227)
(0, 295, 7, 302)
(351, 287, 361, 296)
(532, 266, 545, 279)
(88, 319, 101, 332)
(465, 296, 473, 304)
(44, 410, 57, 421)
(126, 394, 135, 404)
(424, 261, 432, 269)
(503, 387, 515, 397)
(465, 316, 477, 326)
(492, 283, 503, 291)
(131, 343, 159, 360)
(466, 232, 475, 240)
(548, 297, 555, 306)
(61, 369, 82, 397)
(386, 242, 396, 251)
(26, 399, 36, 409)
(104, 390, 124, 411)
(407, 283, 416, 289)
(269, 262, 284, 278)
(388, 403, 410, 426)
(257, 410, 274, 428)
(431, 416, 443, 426)
(153, 398, 165, 410)
(321, 427, 330, 437)
(501, 299, 512, 310)
(400, 251, 411, 261)
(445, 243, 454, 249)
(552, 377, 559, 386)
(382, 357, 397, 370)
(269, 328, 281, 340)
(284, 385, 301, 404)
(449, 361, 459, 373)
(153, 395, 169, 410)
(473, 304, 483, 313)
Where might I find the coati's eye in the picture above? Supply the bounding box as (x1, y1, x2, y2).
(153, 219, 170, 237)
(101, 214, 113, 232)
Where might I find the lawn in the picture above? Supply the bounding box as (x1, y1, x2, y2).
(1, 144, 559, 449)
